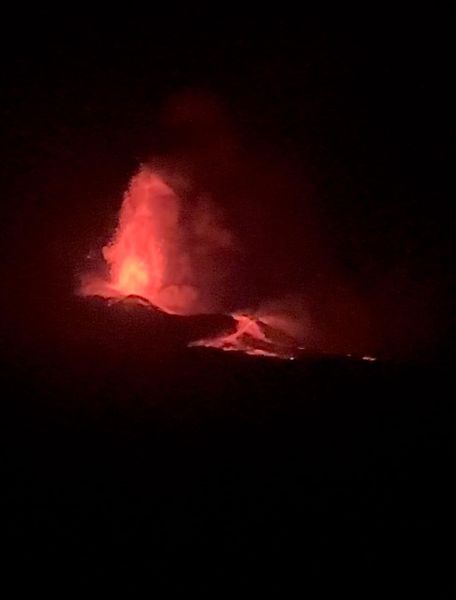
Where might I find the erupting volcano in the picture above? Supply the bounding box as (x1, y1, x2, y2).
(80, 165, 302, 359)
(81, 168, 200, 315)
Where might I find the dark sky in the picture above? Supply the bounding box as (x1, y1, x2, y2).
(0, 10, 453, 358)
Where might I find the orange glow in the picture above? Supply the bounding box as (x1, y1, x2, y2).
(190, 314, 297, 359)
(80, 167, 198, 314)
(116, 256, 150, 295)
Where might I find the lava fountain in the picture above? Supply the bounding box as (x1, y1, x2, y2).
(81, 167, 200, 314)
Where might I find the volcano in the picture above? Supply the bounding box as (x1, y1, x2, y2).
(84, 294, 302, 359)
(80, 166, 308, 360)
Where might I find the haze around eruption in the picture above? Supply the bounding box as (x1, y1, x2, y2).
(79, 91, 378, 359)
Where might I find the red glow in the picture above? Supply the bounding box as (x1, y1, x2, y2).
(81, 167, 198, 314)
(191, 313, 298, 359)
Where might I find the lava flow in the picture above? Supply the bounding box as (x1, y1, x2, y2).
(80, 166, 300, 359)
(190, 314, 299, 359)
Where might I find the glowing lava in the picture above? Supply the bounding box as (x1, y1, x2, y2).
(81, 167, 197, 314)
(190, 314, 298, 359)
(117, 256, 150, 296)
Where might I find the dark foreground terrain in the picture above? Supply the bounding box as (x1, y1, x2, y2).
(1, 299, 454, 594)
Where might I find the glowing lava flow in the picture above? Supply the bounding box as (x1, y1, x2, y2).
(190, 314, 298, 359)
